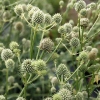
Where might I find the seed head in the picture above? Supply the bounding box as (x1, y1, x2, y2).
(53, 94, 62, 100)
(1, 49, 13, 61)
(52, 13, 62, 24)
(64, 23, 72, 33)
(58, 25, 66, 34)
(39, 38, 54, 52)
(0, 95, 5, 100)
(80, 18, 89, 27)
(9, 41, 19, 50)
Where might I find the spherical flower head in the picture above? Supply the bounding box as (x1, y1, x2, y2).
(3, 11, 11, 22)
(21, 59, 34, 73)
(67, 3, 73, 10)
(78, 51, 88, 62)
(70, 37, 80, 48)
(51, 77, 58, 85)
(85, 46, 92, 52)
(14, 4, 23, 16)
(69, 20, 74, 26)
(79, 8, 87, 17)
(91, 48, 98, 55)
(73, 26, 79, 32)
(58, 88, 72, 100)
(45, 97, 52, 100)
(64, 23, 72, 33)
(52, 13, 62, 24)
(28, 6, 39, 19)
(32, 10, 44, 24)
(56, 64, 70, 81)
(5, 59, 15, 69)
(9, 41, 19, 50)
(39, 38, 54, 52)
(80, 18, 89, 27)
(59, 0, 64, 7)
(87, 3, 96, 10)
(32, 59, 46, 71)
(3, 0, 10, 6)
(76, 92, 83, 100)
(16, 97, 26, 100)
(44, 13, 52, 25)
(0, 95, 5, 100)
(14, 21, 24, 32)
(8, 76, 15, 84)
(63, 83, 72, 91)
(58, 25, 66, 34)
(27, 4, 33, 11)
(1, 49, 13, 61)
(53, 94, 62, 100)
(75, 0, 86, 12)
(51, 86, 56, 93)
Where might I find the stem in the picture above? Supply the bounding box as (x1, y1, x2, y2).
(46, 40, 62, 63)
(39, 51, 44, 59)
(36, 31, 44, 60)
(5, 68, 8, 100)
(65, 63, 83, 82)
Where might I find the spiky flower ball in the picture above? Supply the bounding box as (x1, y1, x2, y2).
(53, 94, 62, 100)
(75, 0, 86, 12)
(80, 18, 89, 27)
(70, 37, 80, 48)
(1, 49, 13, 61)
(21, 59, 34, 73)
(58, 25, 66, 34)
(5, 59, 15, 69)
(14, 21, 24, 32)
(87, 3, 96, 10)
(58, 89, 72, 100)
(73, 26, 79, 32)
(45, 97, 52, 100)
(8, 76, 15, 84)
(14, 4, 23, 16)
(78, 51, 88, 61)
(85, 46, 92, 52)
(0, 95, 5, 100)
(26, 4, 33, 11)
(39, 38, 54, 52)
(59, 0, 64, 7)
(3, 0, 10, 6)
(56, 64, 70, 81)
(64, 23, 72, 33)
(44, 13, 52, 25)
(9, 41, 19, 50)
(51, 77, 58, 85)
(52, 13, 62, 24)
(32, 10, 44, 24)
(16, 97, 26, 100)
(32, 59, 46, 71)
(28, 6, 39, 19)
(75, 92, 83, 100)
(79, 8, 87, 17)
(51, 86, 56, 93)
(3, 11, 11, 22)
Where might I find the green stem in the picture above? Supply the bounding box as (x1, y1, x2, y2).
(5, 68, 8, 100)
(46, 40, 62, 63)
(39, 51, 45, 59)
(36, 31, 44, 60)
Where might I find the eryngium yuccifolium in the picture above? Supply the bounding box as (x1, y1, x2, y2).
(75, 92, 83, 100)
(26, 4, 33, 11)
(15, 21, 24, 32)
(80, 18, 89, 27)
(85, 46, 92, 52)
(5, 59, 15, 69)
(9, 41, 19, 50)
(3, 0, 10, 6)
(64, 23, 72, 33)
(8, 76, 15, 84)
(28, 7, 40, 19)
(58, 25, 66, 34)
(58, 89, 72, 100)
(32, 10, 44, 24)
(1, 49, 13, 61)
(87, 3, 96, 10)
(39, 38, 54, 52)
(73, 26, 79, 32)
(63, 83, 72, 91)
(51, 86, 56, 93)
(44, 13, 52, 25)
(79, 8, 87, 17)
(16, 97, 26, 100)
(53, 94, 62, 100)
(51, 77, 58, 85)
(74, 0, 86, 12)
(44, 97, 52, 100)
(14, 4, 23, 16)
(52, 13, 62, 24)
(3, 11, 11, 22)
(70, 37, 80, 48)
(32, 59, 46, 71)
(78, 51, 88, 62)
(0, 95, 5, 100)
(21, 59, 34, 73)
(56, 64, 70, 81)
(69, 20, 74, 26)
